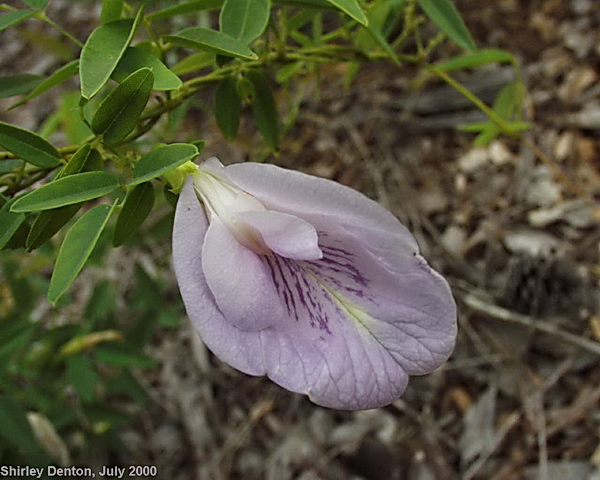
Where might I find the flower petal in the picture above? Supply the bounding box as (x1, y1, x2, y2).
(175, 164, 457, 410)
(236, 210, 322, 260)
(225, 162, 419, 251)
(258, 254, 410, 409)
(202, 215, 283, 331)
(302, 225, 457, 374)
(174, 182, 420, 408)
(197, 156, 231, 180)
(173, 179, 266, 374)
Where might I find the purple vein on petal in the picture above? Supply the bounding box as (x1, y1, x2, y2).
(303, 239, 374, 302)
(263, 255, 296, 317)
(263, 255, 334, 334)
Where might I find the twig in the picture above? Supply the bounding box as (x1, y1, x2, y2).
(458, 291, 600, 356)
(534, 394, 548, 480)
(427, 67, 597, 206)
(546, 383, 600, 438)
(463, 412, 521, 480)
(440, 354, 504, 370)
(1, 144, 79, 162)
(37, 12, 84, 48)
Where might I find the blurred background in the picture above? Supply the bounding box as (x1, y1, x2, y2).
(0, 0, 599, 478)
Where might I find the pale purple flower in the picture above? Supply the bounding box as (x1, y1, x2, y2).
(172, 158, 457, 410)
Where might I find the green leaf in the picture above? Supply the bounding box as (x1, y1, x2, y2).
(324, 0, 367, 26)
(84, 281, 116, 325)
(356, 0, 402, 64)
(0, 396, 41, 454)
(113, 47, 182, 91)
(59, 144, 102, 178)
(10, 60, 79, 109)
(11, 172, 119, 213)
(164, 27, 258, 60)
(0, 10, 36, 33)
(192, 139, 206, 153)
(100, 0, 123, 23)
(95, 344, 157, 368)
(273, 0, 333, 7)
(366, 27, 399, 64)
(80, 8, 144, 99)
(59, 92, 93, 144)
(67, 356, 99, 403)
(129, 144, 198, 186)
(0, 319, 34, 360)
(85, 405, 132, 427)
(91, 67, 154, 145)
(112, 182, 155, 247)
(275, 61, 305, 83)
(436, 49, 516, 72)
(26, 146, 102, 250)
(219, 0, 271, 44)
(48, 202, 115, 304)
(4, 221, 30, 250)
(27, 203, 81, 251)
(106, 370, 147, 404)
(417, 0, 476, 51)
(472, 83, 524, 146)
(0, 122, 60, 168)
(493, 83, 523, 119)
(0, 74, 43, 98)
(246, 70, 280, 149)
(133, 264, 163, 312)
(0, 200, 26, 250)
(0, 159, 23, 174)
(215, 76, 242, 140)
(146, 0, 224, 21)
(458, 121, 530, 133)
(170, 51, 215, 76)
(287, 9, 320, 32)
(236, 76, 255, 102)
(22, 0, 49, 9)
(163, 185, 177, 208)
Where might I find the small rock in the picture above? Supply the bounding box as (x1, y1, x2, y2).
(488, 141, 513, 166)
(503, 230, 563, 257)
(554, 131, 575, 161)
(418, 185, 449, 215)
(561, 20, 597, 58)
(458, 148, 489, 173)
(525, 167, 562, 207)
(441, 224, 466, 257)
(566, 102, 600, 129)
(455, 173, 468, 194)
(559, 67, 598, 103)
(528, 200, 596, 228)
(572, 0, 592, 14)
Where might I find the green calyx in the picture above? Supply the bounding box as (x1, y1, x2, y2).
(162, 160, 199, 194)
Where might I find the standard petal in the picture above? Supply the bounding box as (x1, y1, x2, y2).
(225, 162, 419, 252)
(258, 254, 410, 409)
(175, 179, 408, 408)
(175, 165, 456, 410)
(302, 225, 457, 375)
(173, 178, 266, 375)
(236, 210, 322, 260)
(202, 216, 283, 331)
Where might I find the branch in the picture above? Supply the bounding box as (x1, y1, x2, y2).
(458, 291, 600, 356)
